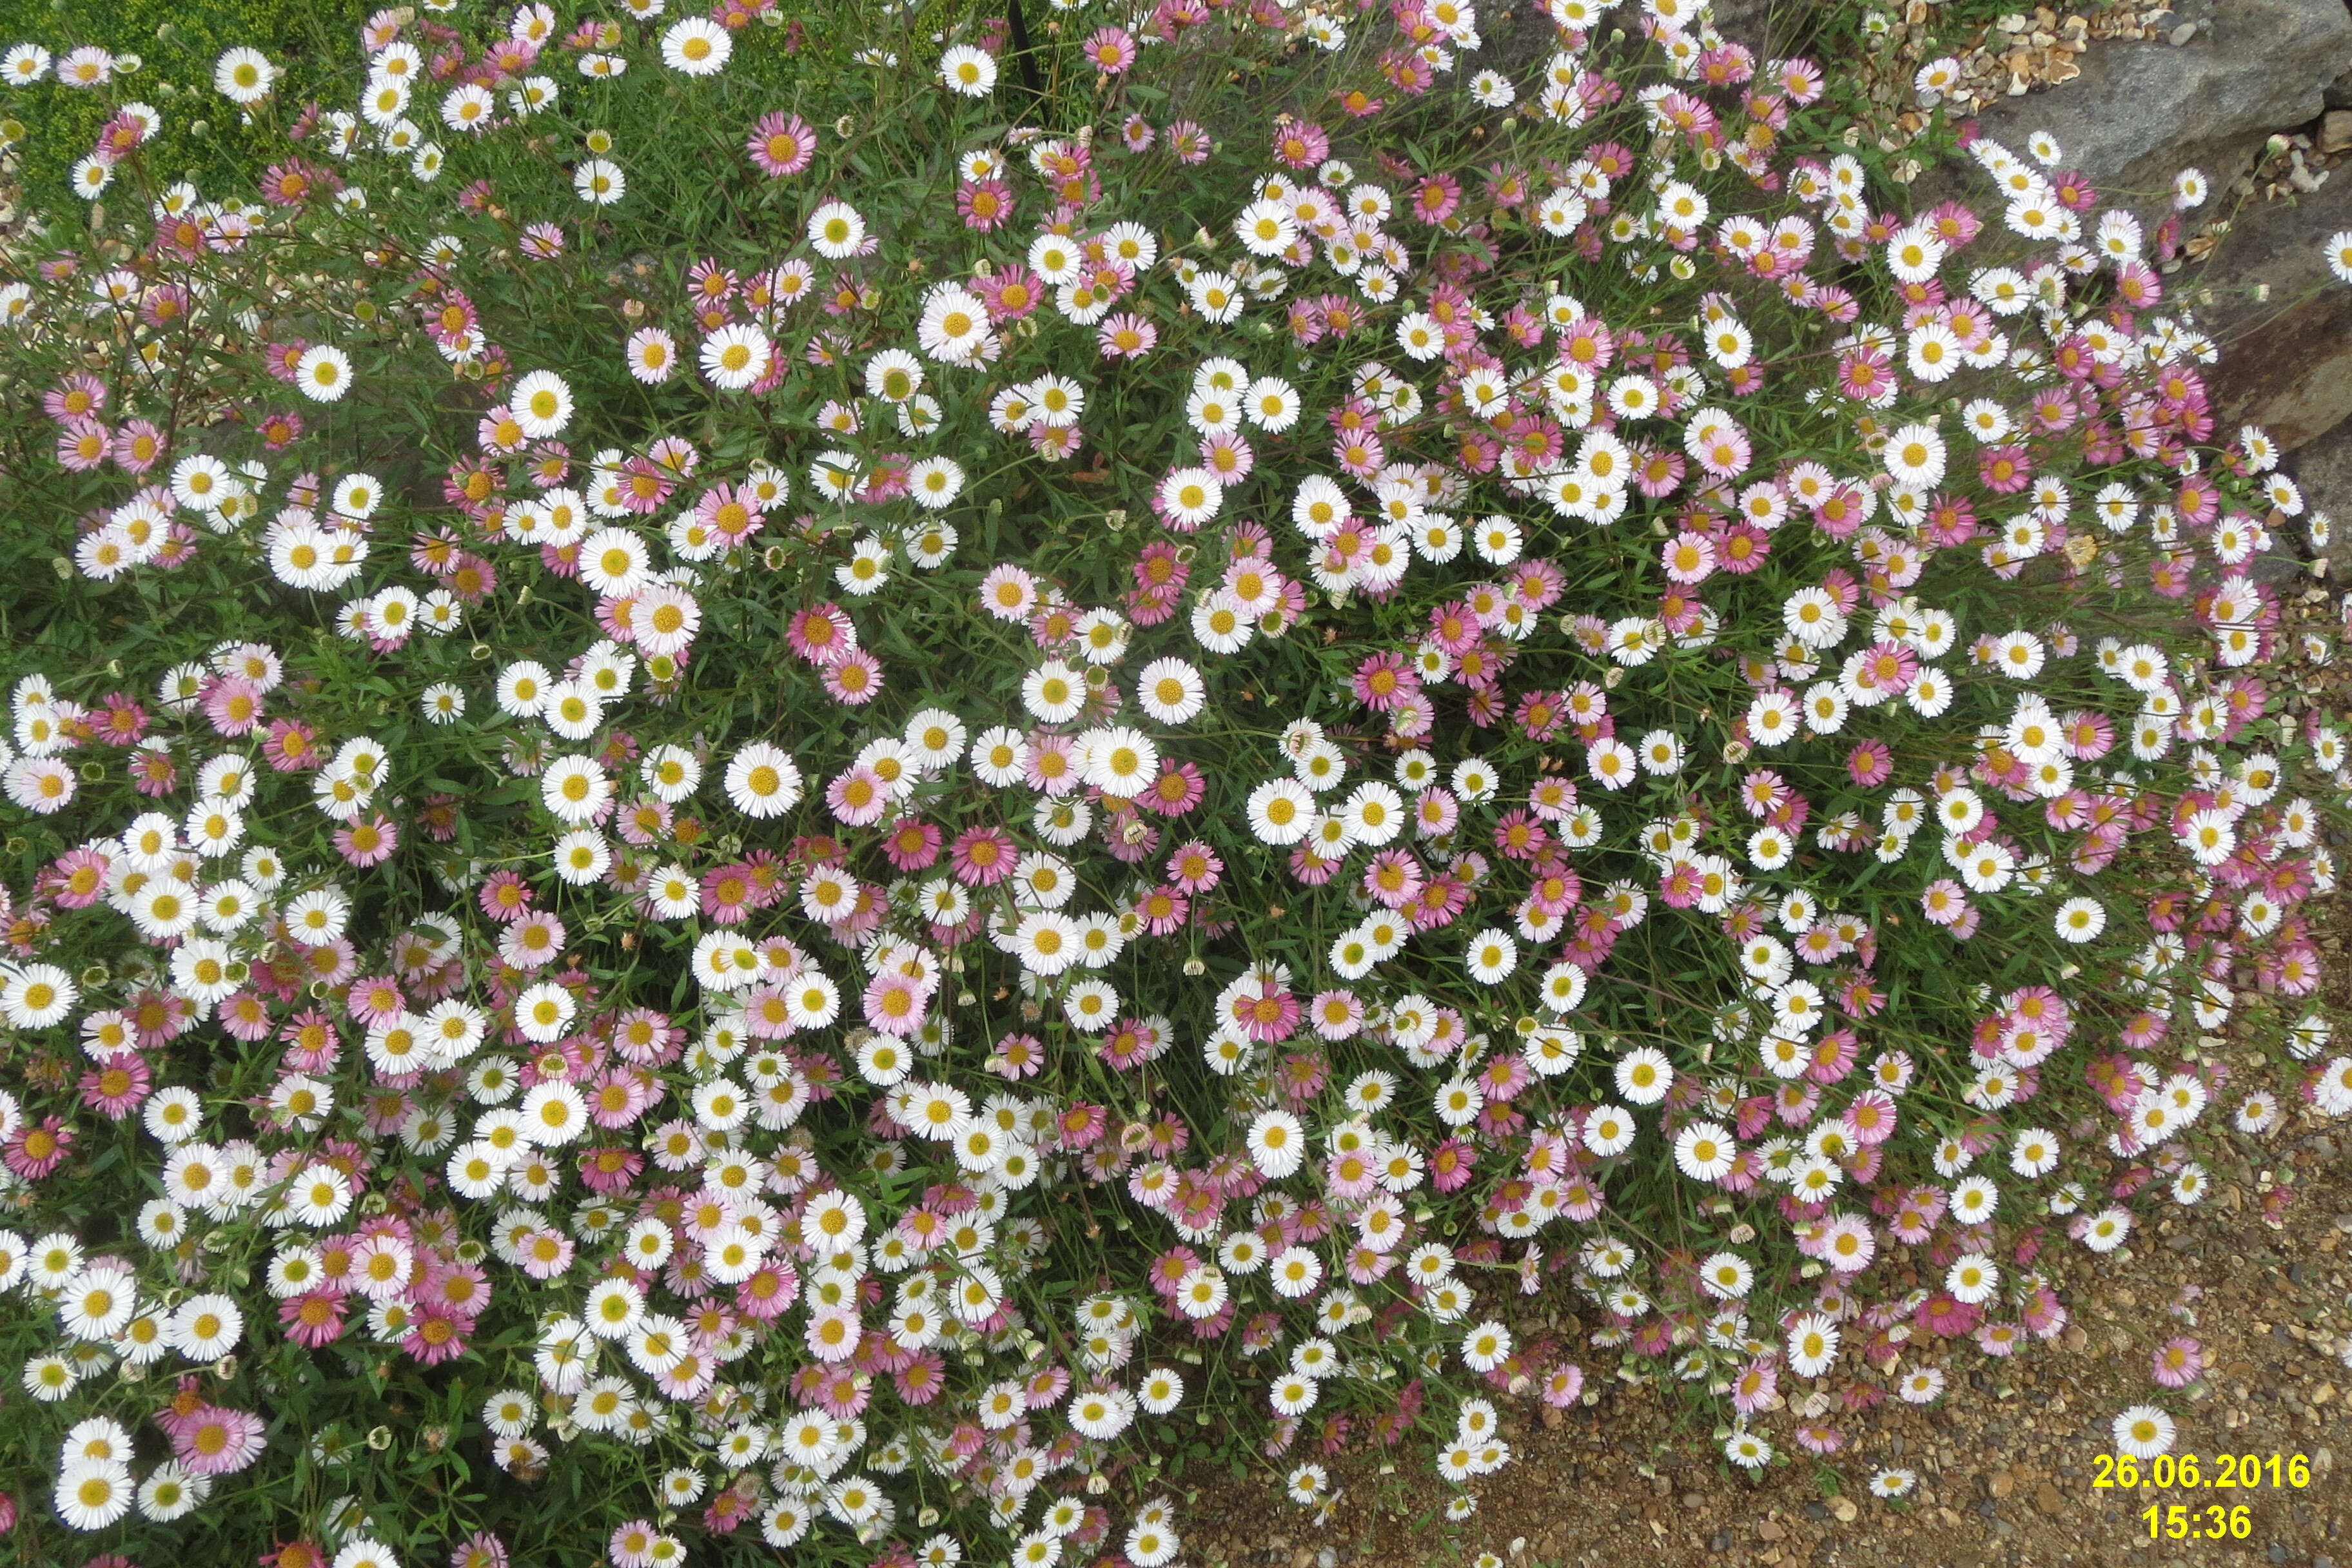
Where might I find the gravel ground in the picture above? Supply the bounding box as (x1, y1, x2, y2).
(1175, 1138, 2348, 1568)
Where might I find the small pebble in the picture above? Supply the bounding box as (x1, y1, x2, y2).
(2168, 20, 2197, 44)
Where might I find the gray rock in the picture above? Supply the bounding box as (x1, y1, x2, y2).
(1709, 0, 1778, 43)
(2190, 166, 2352, 451)
(2288, 416, 2352, 574)
(1961, 0, 2352, 203)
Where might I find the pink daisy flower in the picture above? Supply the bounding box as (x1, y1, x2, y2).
(402, 1308, 473, 1366)
(115, 417, 168, 468)
(44, 371, 108, 421)
(50, 847, 111, 908)
(787, 603, 856, 666)
(737, 1262, 799, 1320)
(972, 265, 1042, 322)
(745, 112, 816, 177)
(823, 649, 883, 705)
(1099, 311, 1157, 358)
(335, 814, 400, 868)
(202, 676, 266, 736)
(2151, 1337, 2205, 1388)
(992, 1032, 1044, 1079)
(478, 871, 534, 922)
(1140, 760, 1206, 818)
(516, 1228, 575, 1280)
(956, 179, 1014, 231)
(1165, 839, 1222, 894)
(10, 1081, 83, 1172)
(881, 818, 941, 872)
(55, 418, 110, 471)
(173, 1406, 268, 1476)
(342, 975, 407, 1028)
(79, 1055, 151, 1120)
(1031, 424, 1083, 462)
(1845, 740, 1894, 787)
(610, 1521, 662, 1568)
(1081, 26, 1137, 74)
(498, 911, 566, 970)
(279, 1287, 350, 1348)
(1271, 118, 1329, 168)
(825, 766, 890, 827)
(949, 826, 1017, 887)
(694, 482, 764, 544)
(262, 718, 324, 771)
(862, 971, 928, 1036)
(1409, 174, 1462, 224)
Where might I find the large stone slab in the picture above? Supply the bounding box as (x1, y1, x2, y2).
(2195, 166, 2352, 451)
(1962, 0, 2352, 200)
(2289, 414, 2352, 574)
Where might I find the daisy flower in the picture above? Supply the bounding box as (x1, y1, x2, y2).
(1099, 312, 1158, 358)
(213, 46, 276, 105)
(745, 112, 816, 177)
(1246, 778, 1315, 845)
(1157, 468, 1222, 529)
(2327, 230, 2352, 285)
(55, 1460, 133, 1530)
(510, 370, 573, 438)
(906, 457, 965, 510)
(575, 159, 626, 205)
(917, 284, 993, 364)
(0, 965, 75, 1028)
(2112, 1404, 2176, 1458)
(3, 44, 52, 84)
(1077, 727, 1157, 796)
(1021, 660, 1086, 725)
(808, 201, 868, 259)
(1786, 1313, 1839, 1377)
(661, 18, 732, 75)
(700, 324, 773, 391)
(294, 344, 354, 402)
(939, 45, 996, 97)
(1246, 1110, 1305, 1177)
(1135, 658, 1205, 724)
(725, 742, 804, 818)
(1869, 1468, 1917, 1498)
(1464, 928, 1516, 985)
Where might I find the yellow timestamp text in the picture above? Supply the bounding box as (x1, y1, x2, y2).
(2142, 1503, 2251, 1542)
(2092, 1452, 2312, 1490)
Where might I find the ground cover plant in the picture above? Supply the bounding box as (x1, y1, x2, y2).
(3, 0, 2352, 1565)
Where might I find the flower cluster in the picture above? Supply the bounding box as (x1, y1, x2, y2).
(0, 0, 2347, 1563)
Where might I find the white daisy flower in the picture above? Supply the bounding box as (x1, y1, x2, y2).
(295, 344, 354, 403)
(939, 44, 997, 96)
(700, 324, 772, 391)
(213, 46, 277, 105)
(725, 741, 804, 818)
(661, 17, 732, 75)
